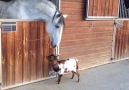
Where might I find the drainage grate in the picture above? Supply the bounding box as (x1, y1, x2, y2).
(119, 0, 129, 18)
(2, 22, 16, 32)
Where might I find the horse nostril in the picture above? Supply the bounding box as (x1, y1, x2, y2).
(53, 45, 57, 48)
(51, 41, 57, 48)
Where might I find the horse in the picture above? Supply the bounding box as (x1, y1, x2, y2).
(0, 0, 67, 48)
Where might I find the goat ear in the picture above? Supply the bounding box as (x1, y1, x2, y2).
(63, 14, 68, 18)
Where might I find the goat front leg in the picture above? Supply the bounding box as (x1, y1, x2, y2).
(58, 75, 62, 84)
(71, 71, 75, 79)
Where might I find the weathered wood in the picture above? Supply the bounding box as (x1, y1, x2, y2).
(22, 21, 30, 82)
(2, 33, 7, 87)
(0, 22, 3, 88)
(14, 22, 23, 84)
(36, 21, 44, 79)
(60, 0, 114, 70)
(43, 23, 50, 77)
(6, 32, 15, 86)
(2, 21, 51, 88)
(88, 0, 119, 17)
(29, 22, 37, 80)
(114, 21, 129, 60)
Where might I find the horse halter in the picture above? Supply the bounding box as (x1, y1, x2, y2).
(52, 8, 58, 23)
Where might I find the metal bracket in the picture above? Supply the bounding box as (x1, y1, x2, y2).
(114, 21, 122, 29)
(49, 71, 56, 77)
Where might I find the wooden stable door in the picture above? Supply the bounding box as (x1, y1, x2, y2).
(114, 20, 129, 60)
(1, 21, 53, 88)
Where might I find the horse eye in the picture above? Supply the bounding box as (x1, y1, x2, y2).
(55, 25, 59, 28)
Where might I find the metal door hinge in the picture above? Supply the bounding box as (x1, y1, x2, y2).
(114, 21, 121, 29)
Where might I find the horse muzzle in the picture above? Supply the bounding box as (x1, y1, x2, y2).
(51, 42, 57, 48)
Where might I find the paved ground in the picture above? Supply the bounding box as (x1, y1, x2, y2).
(4, 60, 129, 90)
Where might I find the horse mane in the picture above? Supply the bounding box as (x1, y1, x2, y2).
(0, 0, 65, 28)
(52, 9, 65, 28)
(0, 0, 12, 2)
(57, 14, 65, 28)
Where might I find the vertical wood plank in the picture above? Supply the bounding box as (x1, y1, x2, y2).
(0, 22, 2, 89)
(127, 21, 129, 57)
(114, 28, 119, 60)
(112, 0, 119, 16)
(97, 0, 102, 16)
(88, 0, 94, 16)
(43, 23, 50, 77)
(29, 22, 37, 80)
(108, 0, 113, 16)
(93, 0, 98, 16)
(23, 21, 30, 82)
(36, 21, 44, 79)
(2, 33, 7, 87)
(105, 0, 110, 16)
(14, 22, 23, 84)
(6, 32, 15, 86)
(101, 0, 106, 16)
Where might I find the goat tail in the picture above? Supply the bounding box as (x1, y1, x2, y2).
(76, 59, 79, 70)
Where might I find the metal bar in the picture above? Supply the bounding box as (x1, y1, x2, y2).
(0, 22, 2, 90)
(56, 0, 60, 59)
(111, 20, 117, 61)
(0, 19, 46, 22)
(117, 0, 121, 18)
(85, 17, 129, 20)
(59, 0, 61, 10)
(85, 0, 90, 19)
(3, 76, 56, 90)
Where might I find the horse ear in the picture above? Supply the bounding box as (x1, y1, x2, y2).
(63, 14, 68, 18)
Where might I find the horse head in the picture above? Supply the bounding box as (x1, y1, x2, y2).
(46, 11, 67, 48)
(0, 0, 68, 48)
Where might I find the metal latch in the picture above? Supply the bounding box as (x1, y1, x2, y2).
(114, 21, 121, 29)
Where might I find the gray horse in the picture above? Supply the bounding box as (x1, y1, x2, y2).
(0, 0, 67, 48)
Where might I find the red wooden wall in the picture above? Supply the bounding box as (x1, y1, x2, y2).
(2, 21, 52, 88)
(60, 0, 114, 69)
(114, 20, 129, 60)
(88, 0, 119, 17)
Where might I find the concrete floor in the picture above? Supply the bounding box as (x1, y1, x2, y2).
(3, 60, 129, 90)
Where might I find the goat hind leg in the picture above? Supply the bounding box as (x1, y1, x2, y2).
(73, 71, 80, 82)
(71, 71, 75, 79)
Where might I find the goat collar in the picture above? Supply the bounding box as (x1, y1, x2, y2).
(52, 62, 60, 72)
(52, 62, 58, 68)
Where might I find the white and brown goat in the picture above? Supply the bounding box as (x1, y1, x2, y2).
(47, 54, 80, 84)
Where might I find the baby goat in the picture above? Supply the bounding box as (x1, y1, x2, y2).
(47, 54, 80, 84)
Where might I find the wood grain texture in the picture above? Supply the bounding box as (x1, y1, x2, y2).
(88, 0, 119, 17)
(14, 22, 23, 84)
(60, 0, 114, 70)
(2, 21, 52, 87)
(23, 22, 30, 82)
(114, 21, 129, 60)
(2, 33, 7, 87)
